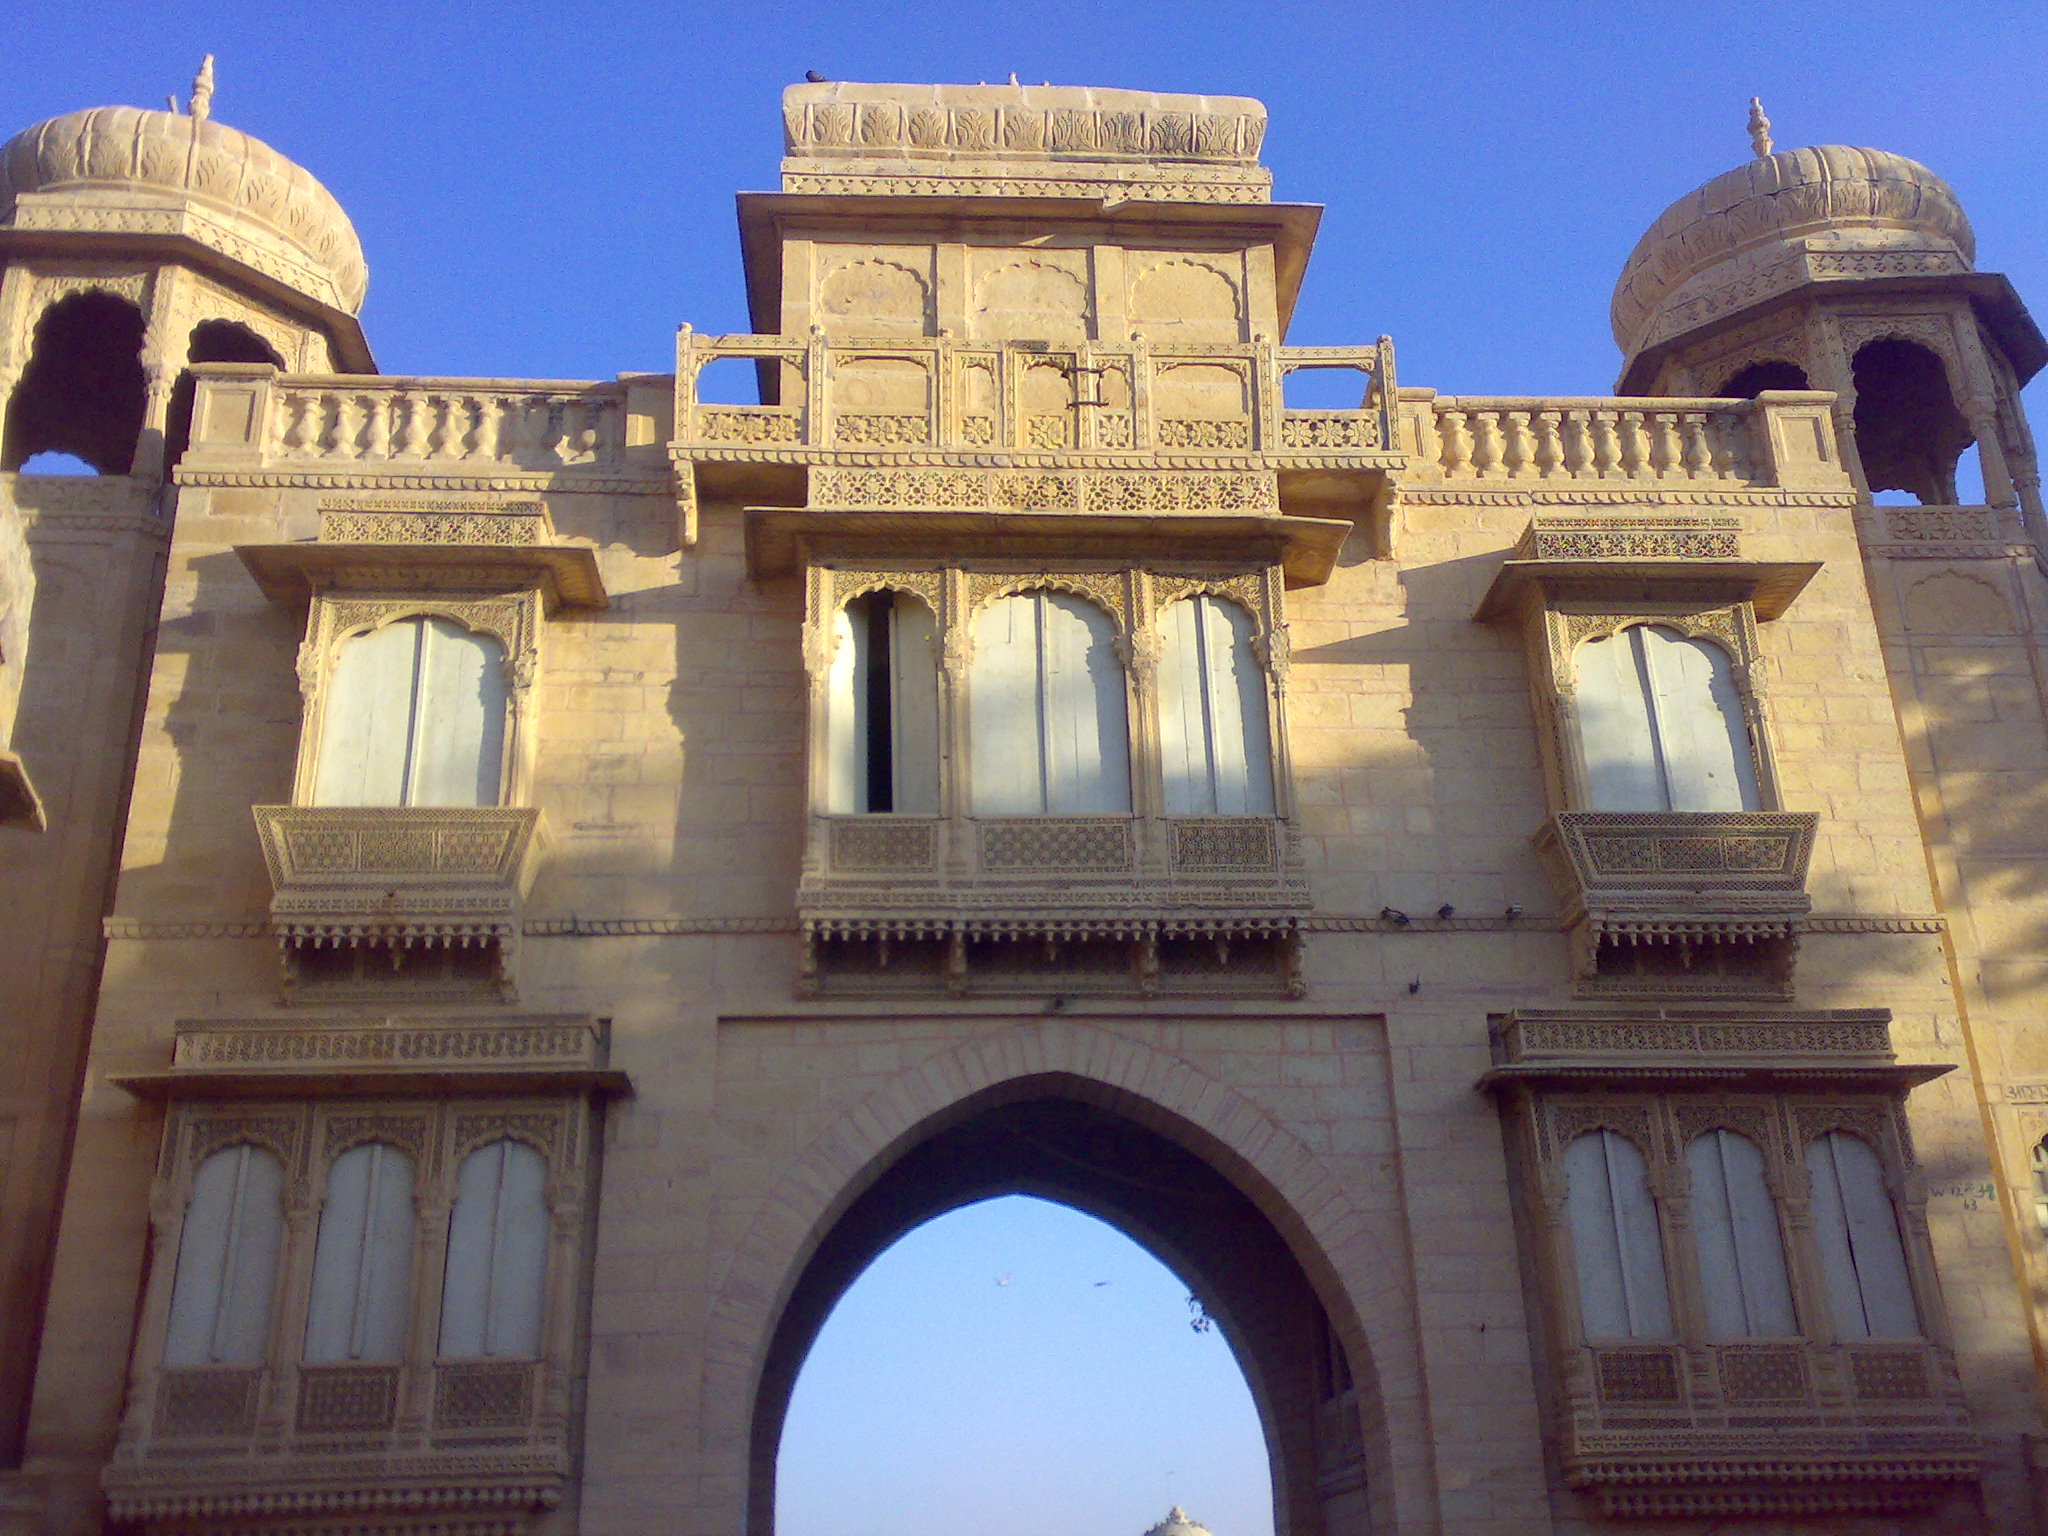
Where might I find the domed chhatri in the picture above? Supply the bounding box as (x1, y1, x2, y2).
(0, 98, 367, 316)
(1144, 1506, 1215, 1536)
(1611, 140, 1975, 361)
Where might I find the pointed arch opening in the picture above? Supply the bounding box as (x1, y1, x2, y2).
(1851, 337, 1973, 505)
(3, 291, 148, 474)
(751, 1083, 1377, 1536)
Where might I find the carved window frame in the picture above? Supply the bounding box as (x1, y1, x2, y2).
(1526, 598, 1784, 814)
(801, 557, 1295, 826)
(1516, 1087, 1957, 1412)
(119, 1093, 595, 1464)
(290, 588, 542, 808)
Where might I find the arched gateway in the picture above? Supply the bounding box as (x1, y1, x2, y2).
(702, 1020, 1426, 1536)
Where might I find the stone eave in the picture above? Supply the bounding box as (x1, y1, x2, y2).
(1479, 1060, 1952, 1092)
(746, 505, 1350, 585)
(1616, 269, 2045, 395)
(1473, 556, 1821, 623)
(0, 225, 376, 374)
(111, 1066, 631, 1099)
(735, 191, 1322, 340)
(235, 540, 608, 612)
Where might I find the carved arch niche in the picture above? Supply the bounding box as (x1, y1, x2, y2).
(972, 257, 1090, 344)
(1903, 570, 2015, 638)
(1129, 257, 1244, 345)
(816, 257, 932, 338)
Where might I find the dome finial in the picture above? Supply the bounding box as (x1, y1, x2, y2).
(1747, 96, 1772, 159)
(190, 55, 216, 124)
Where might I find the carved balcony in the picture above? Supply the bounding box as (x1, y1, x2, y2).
(103, 1018, 619, 1536)
(798, 813, 1309, 995)
(252, 807, 544, 989)
(1485, 1007, 1976, 1520)
(1535, 810, 1818, 992)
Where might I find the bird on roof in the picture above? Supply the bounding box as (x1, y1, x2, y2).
(805, 70, 827, 83)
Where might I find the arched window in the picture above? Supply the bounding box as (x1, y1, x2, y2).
(825, 590, 939, 814)
(313, 616, 508, 806)
(439, 1139, 548, 1359)
(304, 1143, 416, 1363)
(163, 1144, 287, 1367)
(1574, 624, 1759, 812)
(1685, 1129, 1795, 1338)
(1805, 1131, 1919, 1338)
(969, 591, 1130, 815)
(2, 291, 148, 474)
(1563, 1129, 1671, 1340)
(1158, 595, 1274, 816)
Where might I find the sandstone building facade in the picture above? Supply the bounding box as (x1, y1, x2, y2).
(0, 73, 2044, 1535)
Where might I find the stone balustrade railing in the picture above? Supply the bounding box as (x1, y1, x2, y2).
(267, 380, 630, 466)
(1404, 391, 1850, 491)
(178, 364, 675, 478)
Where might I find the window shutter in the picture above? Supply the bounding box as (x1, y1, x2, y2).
(163, 1145, 287, 1366)
(971, 592, 1129, 815)
(824, 603, 866, 813)
(1575, 631, 1664, 811)
(313, 620, 425, 805)
(969, 595, 1044, 814)
(1038, 592, 1130, 814)
(440, 1139, 549, 1359)
(304, 1143, 417, 1363)
(1160, 596, 1273, 815)
(1806, 1132, 1919, 1338)
(1563, 1130, 1672, 1340)
(409, 619, 508, 806)
(1637, 626, 1759, 812)
(1575, 626, 1759, 812)
(888, 597, 941, 815)
(1686, 1130, 1796, 1338)
(313, 618, 507, 807)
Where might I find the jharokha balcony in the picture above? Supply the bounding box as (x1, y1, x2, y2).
(252, 806, 544, 1000)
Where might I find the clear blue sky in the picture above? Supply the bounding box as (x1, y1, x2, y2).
(7, 7, 2043, 1534)
(779, 1196, 1269, 1536)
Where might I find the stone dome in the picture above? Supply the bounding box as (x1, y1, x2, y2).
(1611, 144, 1974, 361)
(0, 105, 367, 315)
(1144, 1507, 1214, 1536)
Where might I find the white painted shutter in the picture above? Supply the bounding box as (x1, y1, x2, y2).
(1806, 1132, 1920, 1338)
(409, 618, 508, 806)
(163, 1144, 287, 1366)
(970, 595, 1044, 814)
(1686, 1130, 1796, 1338)
(1575, 631, 1664, 811)
(313, 617, 507, 807)
(439, 1139, 549, 1359)
(888, 596, 940, 815)
(1637, 626, 1759, 812)
(304, 1143, 417, 1363)
(824, 603, 864, 813)
(1575, 626, 1759, 812)
(1563, 1130, 1672, 1340)
(1039, 592, 1130, 814)
(313, 620, 422, 805)
(1159, 596, 1274, 816)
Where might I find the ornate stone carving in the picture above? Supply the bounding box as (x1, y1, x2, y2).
(252, 805, 544, 946)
